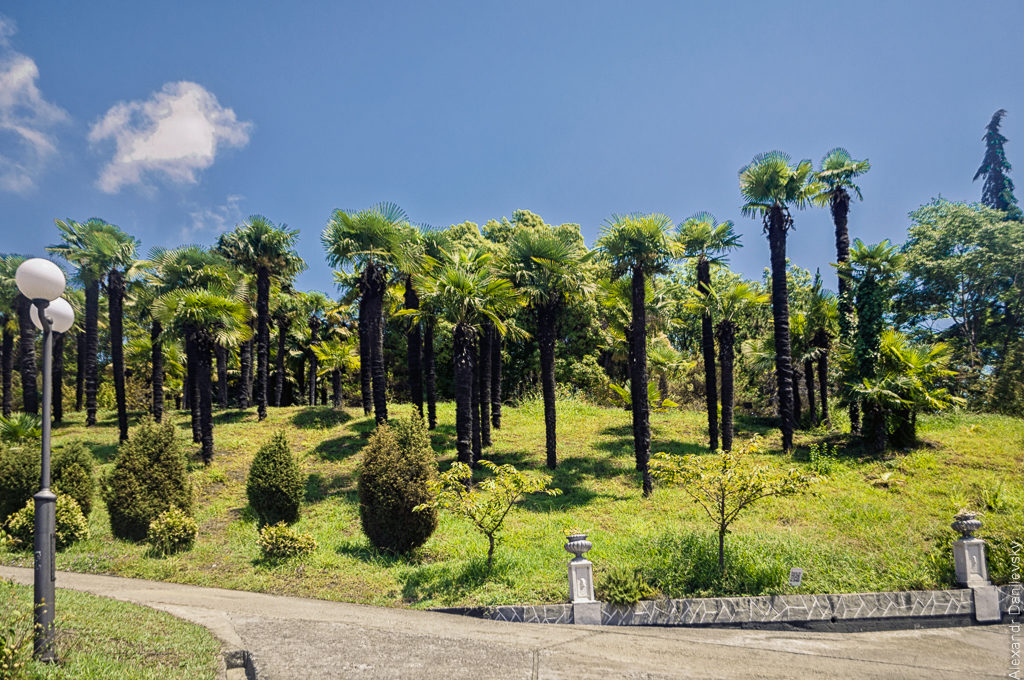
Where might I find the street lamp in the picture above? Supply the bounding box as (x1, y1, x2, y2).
(15, 257, 73, 663)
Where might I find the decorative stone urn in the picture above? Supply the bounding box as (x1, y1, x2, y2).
(564, 533, 595, 603)
(951, 511, 991, 588)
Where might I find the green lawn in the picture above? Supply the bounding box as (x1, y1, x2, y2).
(2, 399, 1022, 608)
(0, 580, 221, 679)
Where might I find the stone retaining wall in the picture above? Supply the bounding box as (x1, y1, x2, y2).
(438, 585, 1016, 628)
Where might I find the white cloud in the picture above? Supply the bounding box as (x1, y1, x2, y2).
(182, 194, 244, 241)
(0, 14, 69, 193)
(89, 81, 252, 193)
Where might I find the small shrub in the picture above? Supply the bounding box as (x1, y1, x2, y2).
(358, 414, 438, 554)
(104, 418, 193, 541)
(3, 495, 89, 551)
(257, 523, 317, 560)
(246, 432, 304, 527)
(146, 506, 198, 557)
(808, 442, 838, 476)
(0, 446, 39, 523)
(599, 566, 656, 605)
(0, 582, 33, 680)
(0, 414, 40, 445)
(53, 440, 95, 518)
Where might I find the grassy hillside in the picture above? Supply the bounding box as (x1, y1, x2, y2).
(2, 400, 1021, 608)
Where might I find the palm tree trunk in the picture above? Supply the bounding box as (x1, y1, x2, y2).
(792, 364, 803, 428)
(630, 266, 653, 497)
(804, 358, 817, 425)
(15, 294, 38, 415)
(424, 319, 437, 429)
(109, 268, 128, 442)
(698, 258, 719, 451)
(216, 344, 228, 408)
(479, 322, 492, 449)
(308, 316, 320, 406)
(2, 325, 13, 418)
(332, 368, 342, 407)
(717, 320, 735, 452)
(274, 319, 289, 406)
(53, 331, 65, 424)
(490, 325, 502, 429)
(151, 320, 164, 422)
(767, 207, 796, 451)
(814, 331, 830, 426)
(538, 305, 558, 468)
(358, 294, 372, 416)
(75, 330, 84, 412)
(239, 335, 252, 409)
(365, 263, 388, 424)
(256, 267, 270, 421)
(472, 343, 482, 463)
(453, 324, 474, 466)
(185, 331, 201, 443)
(84, 280, 99, 425)
(195, 333, 215, 464)
(405, 276, 423, 417)
(832, 189, 859, 435)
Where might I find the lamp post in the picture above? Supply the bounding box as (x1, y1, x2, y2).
(15, 258, 74, 663)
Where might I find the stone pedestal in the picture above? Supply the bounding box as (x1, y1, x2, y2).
(953, 538, 991, 588)
(568, 559, 595, 602)
(564, 533, 597, 626)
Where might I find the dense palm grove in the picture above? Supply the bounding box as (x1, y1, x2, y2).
(2, 114, 1023, 501)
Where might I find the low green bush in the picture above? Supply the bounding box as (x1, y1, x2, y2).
(358, 414, 437, 554)
(0, 413, 41, 445)
(53, 440, 95, 518)
(246, 432, 304, 527)
(104, 418, 193, 541)
(257, 523, 317, 560)
(147, 506, 199, 557)
(2, 494, 89, 551)
(599, 566, 656, 605)
(0, 446, 38, 523)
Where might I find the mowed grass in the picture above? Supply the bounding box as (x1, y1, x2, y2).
(2, 399, 1022, 608)
(0, 580, 221, 679)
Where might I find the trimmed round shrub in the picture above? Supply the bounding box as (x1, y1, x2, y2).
(358, 413, 437, 553)
(146, 506, 198, 557)
(3, 494, 89, 551)
(257, 522, 317, 560)
(0, 445, 39, 523)
(53, 440, 95, 518)
(104, 418, 193, 541)
(246, 432, 304, 527)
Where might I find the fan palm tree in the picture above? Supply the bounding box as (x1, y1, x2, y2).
(299, 291, 331, 405)
(270, 287, 303, 406)
(410, 247, 523, 466)
(677, 212, 741, 451)
(0, 256, 24, 417)
(739, 151, 824, 451)
(713, 283, 768, 450)
(419, 229, 452, 430)
(806, 273, 838, 426)
(813, 148, 870, 432)
(322, 202, 411, 425)
(395, 228, 429, 418)
(311, 333, 359, 407)
(217, 216, 304, 421)
(597, 213, 678, 496)
(0, 253, 38, 415)
(503, 226, 593, 468)
(155, 280, 251, 463)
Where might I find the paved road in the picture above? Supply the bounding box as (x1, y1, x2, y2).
(0, 567, 1010, 679)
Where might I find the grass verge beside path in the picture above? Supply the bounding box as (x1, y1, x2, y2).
(0, 580, 221, 680)
(1, 401, 1021, 610)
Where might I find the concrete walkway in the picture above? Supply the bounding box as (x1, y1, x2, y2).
(0, 567, 1009, 679)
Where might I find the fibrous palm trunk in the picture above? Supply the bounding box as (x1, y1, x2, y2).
(151, 320, 164, 422)
(53, 332, 64, 424)
(195, 333, 215, 464)
(365, 264, 388, 424)
(424, 319, 437, 429)
(109, 268, 128, 442)
(453, 324, 475, 466)
(717, 320, 735, 452)
(490, 326, 502, 429)
(804, 358, 817, 426)
(216, 344, 228, 408)
(307, 315, 320, 406)
(256, 267, 270, 421)
(405, 276, 423, 417)
(813, 330, 830, 426)
(75, 331, 84, 412)
(16, 295, 38, 415)
(358, 294, 372, 416)
(2, 325, 13, 417)
(239, 335, 252, 409)
(471, 345, 482, 463)
(766, 207, 796, 451)
(538, 305, 558, 468)
(332, 368, 342, 407)
(479, 322, 491, 449)
(84, 280, 99, 425)
(831, 188, 859, 435)
(629, 266, 653, 496)
(792, 365, 803, 428)
(185, 331, 201, 443)
(697, 258, 718, 451)
(274, 319, 289, 406)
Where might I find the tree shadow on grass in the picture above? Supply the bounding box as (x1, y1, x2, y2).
(397, 556, 512, 605)
(312, 436, 363, 462)
(305, 472, 356, 503)
(78, 440, 118, 464)
(595, 424, 711, 459)
(212, 410, 253, 425)
(291, 407, 352, 429)
(734, 414, 777, 436)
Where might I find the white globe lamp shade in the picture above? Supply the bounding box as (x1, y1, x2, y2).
(15, 258, 66, 302)
(30, 296, 76, 334)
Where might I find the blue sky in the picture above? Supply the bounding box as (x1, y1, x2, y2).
(3, 1, 1022, 295)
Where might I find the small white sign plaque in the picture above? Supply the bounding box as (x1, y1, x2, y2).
(788, 567, 803, 587)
